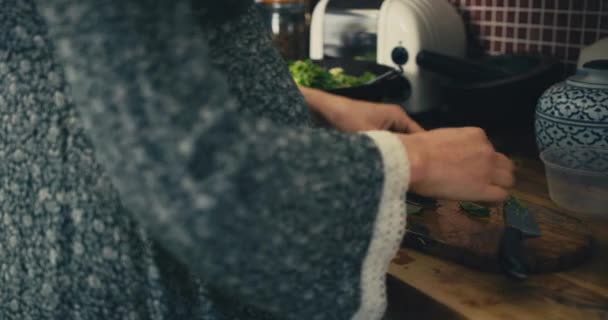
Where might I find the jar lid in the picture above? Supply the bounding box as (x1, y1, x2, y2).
(567, 59, 608, 89)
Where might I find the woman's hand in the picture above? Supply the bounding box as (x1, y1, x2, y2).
(299, 86, 424, 133)
(399, 127, 515, 202)
(298, 87, 513, 202)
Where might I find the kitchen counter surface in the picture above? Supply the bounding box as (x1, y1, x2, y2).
(388, 156, 608, 319)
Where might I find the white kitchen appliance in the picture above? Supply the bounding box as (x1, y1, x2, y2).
(309, 0, 466, 113)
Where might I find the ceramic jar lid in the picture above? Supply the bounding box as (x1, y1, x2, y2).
(567, 60, 608, 89)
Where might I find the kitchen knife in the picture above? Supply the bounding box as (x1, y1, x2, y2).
(406, 192, 436, 208)
(498, 196, 542, 280)
(406, 193, 436, 216)
(404, 193, 438, 248)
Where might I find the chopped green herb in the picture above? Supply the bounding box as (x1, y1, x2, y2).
(459, 202, 491, 218)
(407, 204, 424, 216)
(506, 195, 522, 206)
(288, 60, 376, 90)
(353, 52, 377, 62)
(505, 195, 527, 216)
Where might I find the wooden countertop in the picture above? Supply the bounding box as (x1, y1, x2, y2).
(388, 157, 608, 319)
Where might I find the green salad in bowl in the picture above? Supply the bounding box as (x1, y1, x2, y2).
(288, 60, 376, 90)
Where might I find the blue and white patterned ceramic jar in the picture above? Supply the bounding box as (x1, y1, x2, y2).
(535, 60, 608, 152)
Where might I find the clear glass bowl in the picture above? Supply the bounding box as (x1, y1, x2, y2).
(540, 146, 608, 216)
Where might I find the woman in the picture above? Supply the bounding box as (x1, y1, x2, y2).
(0, 0, 513, 319)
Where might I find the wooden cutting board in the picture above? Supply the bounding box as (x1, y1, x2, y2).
(402, 199, 594, 274)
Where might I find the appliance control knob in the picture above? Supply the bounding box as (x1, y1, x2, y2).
(391, 46, 409, 66)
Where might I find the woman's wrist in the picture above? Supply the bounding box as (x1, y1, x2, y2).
(397, 133, 427, 186)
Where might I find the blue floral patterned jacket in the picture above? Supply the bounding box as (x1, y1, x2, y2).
(0, 0, 409, 319)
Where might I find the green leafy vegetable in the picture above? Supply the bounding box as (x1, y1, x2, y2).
(353, 52, 377, 62)
(505, 195, 527, 216)
(407, 204, 424, 216)
(459, 202, 491, 218)
(288, 60, 376, 90)
(506, 195, 521, 206)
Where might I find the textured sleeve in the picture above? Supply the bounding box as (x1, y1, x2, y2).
(35, 1, 409, 319)
(355, 132, 409, 320)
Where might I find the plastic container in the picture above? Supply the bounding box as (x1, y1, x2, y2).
(540, 147, 608, 216)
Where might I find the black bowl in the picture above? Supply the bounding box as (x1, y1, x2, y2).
(439, 54, 565, 155)
(312, 59, 411, 103)
(442, 55, 564, 128)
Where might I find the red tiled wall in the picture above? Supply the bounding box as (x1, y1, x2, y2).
(448, 0, 608, 72)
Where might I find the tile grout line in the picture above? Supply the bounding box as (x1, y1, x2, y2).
(525, 0, 532, 52)
(491, 0, 497, 54)
(565, 0, 572, 61)
(513, 2, 519, 53)
(597, 0, 603, 39)
(579, 0, 588, 67)
(552, 0, 558, 57)
(541, 0, 546, 54)
(456, 6, 601, 14)
(474, 21, 600, 32)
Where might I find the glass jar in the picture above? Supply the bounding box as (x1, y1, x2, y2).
(256, 0, 309, 60)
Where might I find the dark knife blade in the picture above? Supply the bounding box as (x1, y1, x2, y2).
(498, 196, 542, 280)
(406, 192, 436, 208)
(504, 196, 542, 237)
(405, 193, 437, 216)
